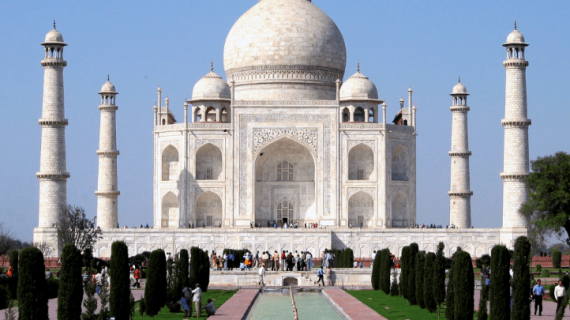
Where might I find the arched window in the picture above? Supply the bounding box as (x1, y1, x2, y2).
(162, 145, 179, 181)
(194, 108, 202, 122)
(161, 192, 179, 228)
(277, 161, 293, 181)
(276, 201, 294, 223)
(368, 108, 375, 123)
(403, 119, 408, 126)
(354, 107, 365, 122)
(391, 145, 408, 181)
(221, 108, 228, 123)
(196, 143, 223, 180)
(342, 108, 349, 122)
(205, 107, 216, 122)
(348, 144, 374, 180)
(162, 119, 166, 125)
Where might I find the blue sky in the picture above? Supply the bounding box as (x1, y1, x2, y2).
(1, 0, 568, 241)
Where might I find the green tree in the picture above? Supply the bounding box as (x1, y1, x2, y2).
(556, 293, 570, 320)
(512, 236, 531, 320)
(81, 280, 98, 320)
(477, 275, 488, 320)
(98, 276, 110, 320)
(371, 250, 382, 290)
(201, 250, 210, 291)
(8, 250, 18, 299)
(380, 249, 392, 294)
(179, 249, 190, 289)
(189, 247, 201, 289)
(445, 250, 457, 320)
(416, 251, 426, 309)
(401, 246, 410, 299)
(408, 243, 419, 305)
(345, 248, 354, 268)
(490, 245, 511, 320)
(110, 241, 131, 320)
(58, 244, 83, 320)
(521, 152, 570, 242)
(424, 252, 437, 313)
(83, 248, 94, 273)
(453, 251, 474, 320)
(144, 249, 167, 317)
(553, 248, 562, 269)
(433, 242, 446, 318)
(18, 247, 48, 320)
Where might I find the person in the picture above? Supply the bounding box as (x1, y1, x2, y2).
(353, 261, 358, 268)
(218, 256, 224, 271)
(286, 252, 294, 271)
(258, 265, 265, 286)
(509, 265, 514, 278)
(262, 252, 269, 270)
(95, 272, 103, 295)
(533, 279, 545, 316)
(359, 262, 363, 268)
(281, 251, 286, 271)
(555, 279, 567, 313)
(321, 251, 326, 268)
(182, 286, 193, 317)
(317, 268, 325, 286)
(192, 284, 202, 318)
(296, 254, 302, 271)
(254, 251, 260, 268)
(82, 269, 89, 286)
(306, 251, 312, 271)
(273, 251, 280, 271)
(7, 266, 12, 277)
(45, 268, 52, 279)
(134, 267, 141, 288)
(223, 252, 228, 270)
(228, 252, 235, 270)
(202, 298, 216, 316)
(325, 266, 332, 286)
(372, 250, 377, 261)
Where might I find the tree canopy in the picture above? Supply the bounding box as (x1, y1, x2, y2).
(522, 152, 570, 243)
(53, 205, 103, 252)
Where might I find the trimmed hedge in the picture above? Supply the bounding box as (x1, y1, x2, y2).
(424, 252, 437, 313)
(433, 242, 446, 315)
(0, 285, 8, 310)
(371, 250, 381, 290)
(18, 247, 48, 319)
(110, 241, 131, 320)
(415, 251, 426, 309)
(408, 243, 419, 305)
(553, 249, 562, 269)
(144, 249, 167, 317)
(453, 251, 474, 320)
(490, 245, 511, 320)
(57, 244, 83, 320)
(380, 249, 391, 294)
(512, 236, 531, 320)
(180, 249, 190, 289)
(401, 246, 410, 300)
(47, 278, 59, 299)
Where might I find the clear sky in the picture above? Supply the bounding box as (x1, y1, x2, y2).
(1, 0, 568, 241)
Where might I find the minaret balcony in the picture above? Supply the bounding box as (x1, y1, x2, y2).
(501, 119, 531, 127)
(36, 171, 70, 180)
(38, 118, 68, 127)
(41, 59, 67, 67)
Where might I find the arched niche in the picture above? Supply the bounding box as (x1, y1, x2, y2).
(205, 107, 216, 122)
(354, 107, 365, 122)
(341, 108, 349, 122)
(391, 192, 408, 228)
(195, 191, 223, 227)
(348, 144, 374, 180)
(196, 144, 223, 180)
(254, 137, 316, 226)
(348, 191, 374, 228)
(161, 192, 179, 228)
(162, 145, 179, 181)
(391, 145, 408, 181)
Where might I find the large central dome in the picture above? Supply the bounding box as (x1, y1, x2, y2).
(224, 0, 347, 101)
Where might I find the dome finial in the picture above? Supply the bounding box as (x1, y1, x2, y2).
(53, 20, 56, 29)
(107, 74, 110, 82)
(514, 21, 517, 30)
(211, 61, 214, 72)
(357, 60, 360, 73)
(458, 76, 461, 83)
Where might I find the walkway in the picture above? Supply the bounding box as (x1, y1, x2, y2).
(212, 289, 259, 319)
(323, 288, 387, 320)
(473, 289, 570, 319)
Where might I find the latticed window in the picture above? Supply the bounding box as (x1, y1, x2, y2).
(206, 216, 213, 227)
(357, 169, 364, 180)
(277, 201, 294, 222)
(206, 168, 213, 180)
(277, 161, 294, 181)
(357, 216, 364, 227)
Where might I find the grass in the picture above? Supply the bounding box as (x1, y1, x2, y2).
(347, 290, 479, 320)
(133, 289, 237, 319)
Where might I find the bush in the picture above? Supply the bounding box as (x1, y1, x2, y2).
(46, 278, 59, 299)
(110, 241, 131, 320)
(0, 285, 8, 310)
(144, 249, 167, 317)
(344, 248, 354, 269)
(541, 268, 550, 278)
(454, 251, 474, 320)
(415, 251, 426, 309)
(57, 244, 83, 320)
(536, 264, 542, 272)
(512, 237, 531, 320)
(390, 279, 399, 296)
(553, 249, 562, 269)
(490, 245, 511, 320)
(8, 250, 18, 299)
(424, 252, 437, 313)
(18, 247, 48, 319)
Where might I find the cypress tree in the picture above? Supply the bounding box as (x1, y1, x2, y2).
(201, 250, 210, 292)
(144, 249, 167, 317)
(512, 236, 531, 320)
(490, 245, 511, 320)
(371, 250, 382, 290)
(424, 252, 437, 313)
(401, 246, 410, 299)
(18, 247, 48, 320)
(477, 275, 488, 320)
(81, 280, 98, 320)
(345, 248, 354, 268)
(8, 250, 18, 299)
(433, 242, 446, 317)
(416, 251, 426, 309)
(381, 249, 392, 294)
(82, 248, 93, 273)
(408, 243, 419, 305)
(57, 244, 83, 320)
(445, 254, 456, 320)
(553, 248, 562, 269)
(180, 249, 190, 289)
(453, 251, 474, 320)
(189, 247, 201, 289)
(110, 241, 131, 320)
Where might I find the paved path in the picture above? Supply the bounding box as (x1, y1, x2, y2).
(212, 289, 259, 319)
(473, 289, 570, 319)
(323, 288, 387, 320)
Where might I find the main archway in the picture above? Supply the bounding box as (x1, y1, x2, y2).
(254, 137, 316, 227)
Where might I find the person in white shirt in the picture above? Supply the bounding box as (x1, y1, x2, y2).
(258, 266, 265, 286)
(202, 298, 216, 316)
(555, 280, 567, 313)
(192, 284, 203, 317)
(306, 252, 312, 271)
(372, 250, 377, 260)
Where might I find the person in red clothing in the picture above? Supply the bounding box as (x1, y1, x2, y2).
(133, 268, 141, 288)
(7, 266, 12, 277)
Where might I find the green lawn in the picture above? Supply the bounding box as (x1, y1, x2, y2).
(134, 289, 237, 319)
(347, 290, 478, 320)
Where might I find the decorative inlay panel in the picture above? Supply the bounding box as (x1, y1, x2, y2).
(347, 140, 375, 152)
(253, 128, 317, 154)
(347, 187, 377, 200)
(160, 141, 180, 153)
(194, 187, 224, 199)
(195, 139, 224, 150)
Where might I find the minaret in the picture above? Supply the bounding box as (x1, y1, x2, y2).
(95, 77, 120, 229)
(448, 79, 473, 228)
(501, 23, 531, 229)
(37, 22, 69, 229)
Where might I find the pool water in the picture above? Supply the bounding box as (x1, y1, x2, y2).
(247, 291, 344, 320)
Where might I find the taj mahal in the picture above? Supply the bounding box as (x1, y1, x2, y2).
(33, 0, 530, 258)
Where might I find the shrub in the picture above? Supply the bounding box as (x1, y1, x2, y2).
(0, 285, 8, 310)
(371, 250, 382, 290)
(58, 244, 83, 320)
(536, 264, 542, 272)
(408, 243, 419, 305)
(189, 247, 201, 290)
(433, 242, 446, 317)
(144, 249, 167, 317)
(553, 249, 562, 269)
(401, 246, 410, 299)
(110, 241, 131, 320)
(454, 251, 474, 320)
(490, 245, 511, 320)
(541, 268, 550, 278)
(46, 278, 59, 299)
(8, 250, 18, 299)
(424, 252, 437, 313)
(512, 237, 531, 320)
(18, 247, 48, 319)
(344, 248, 354, 269)
(180, 249, 190, 289)
(415, 251, 426, 309)
(380, 249, 391, 294)
(81, 279, 97, 320)
(390, 279, 399, 296)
